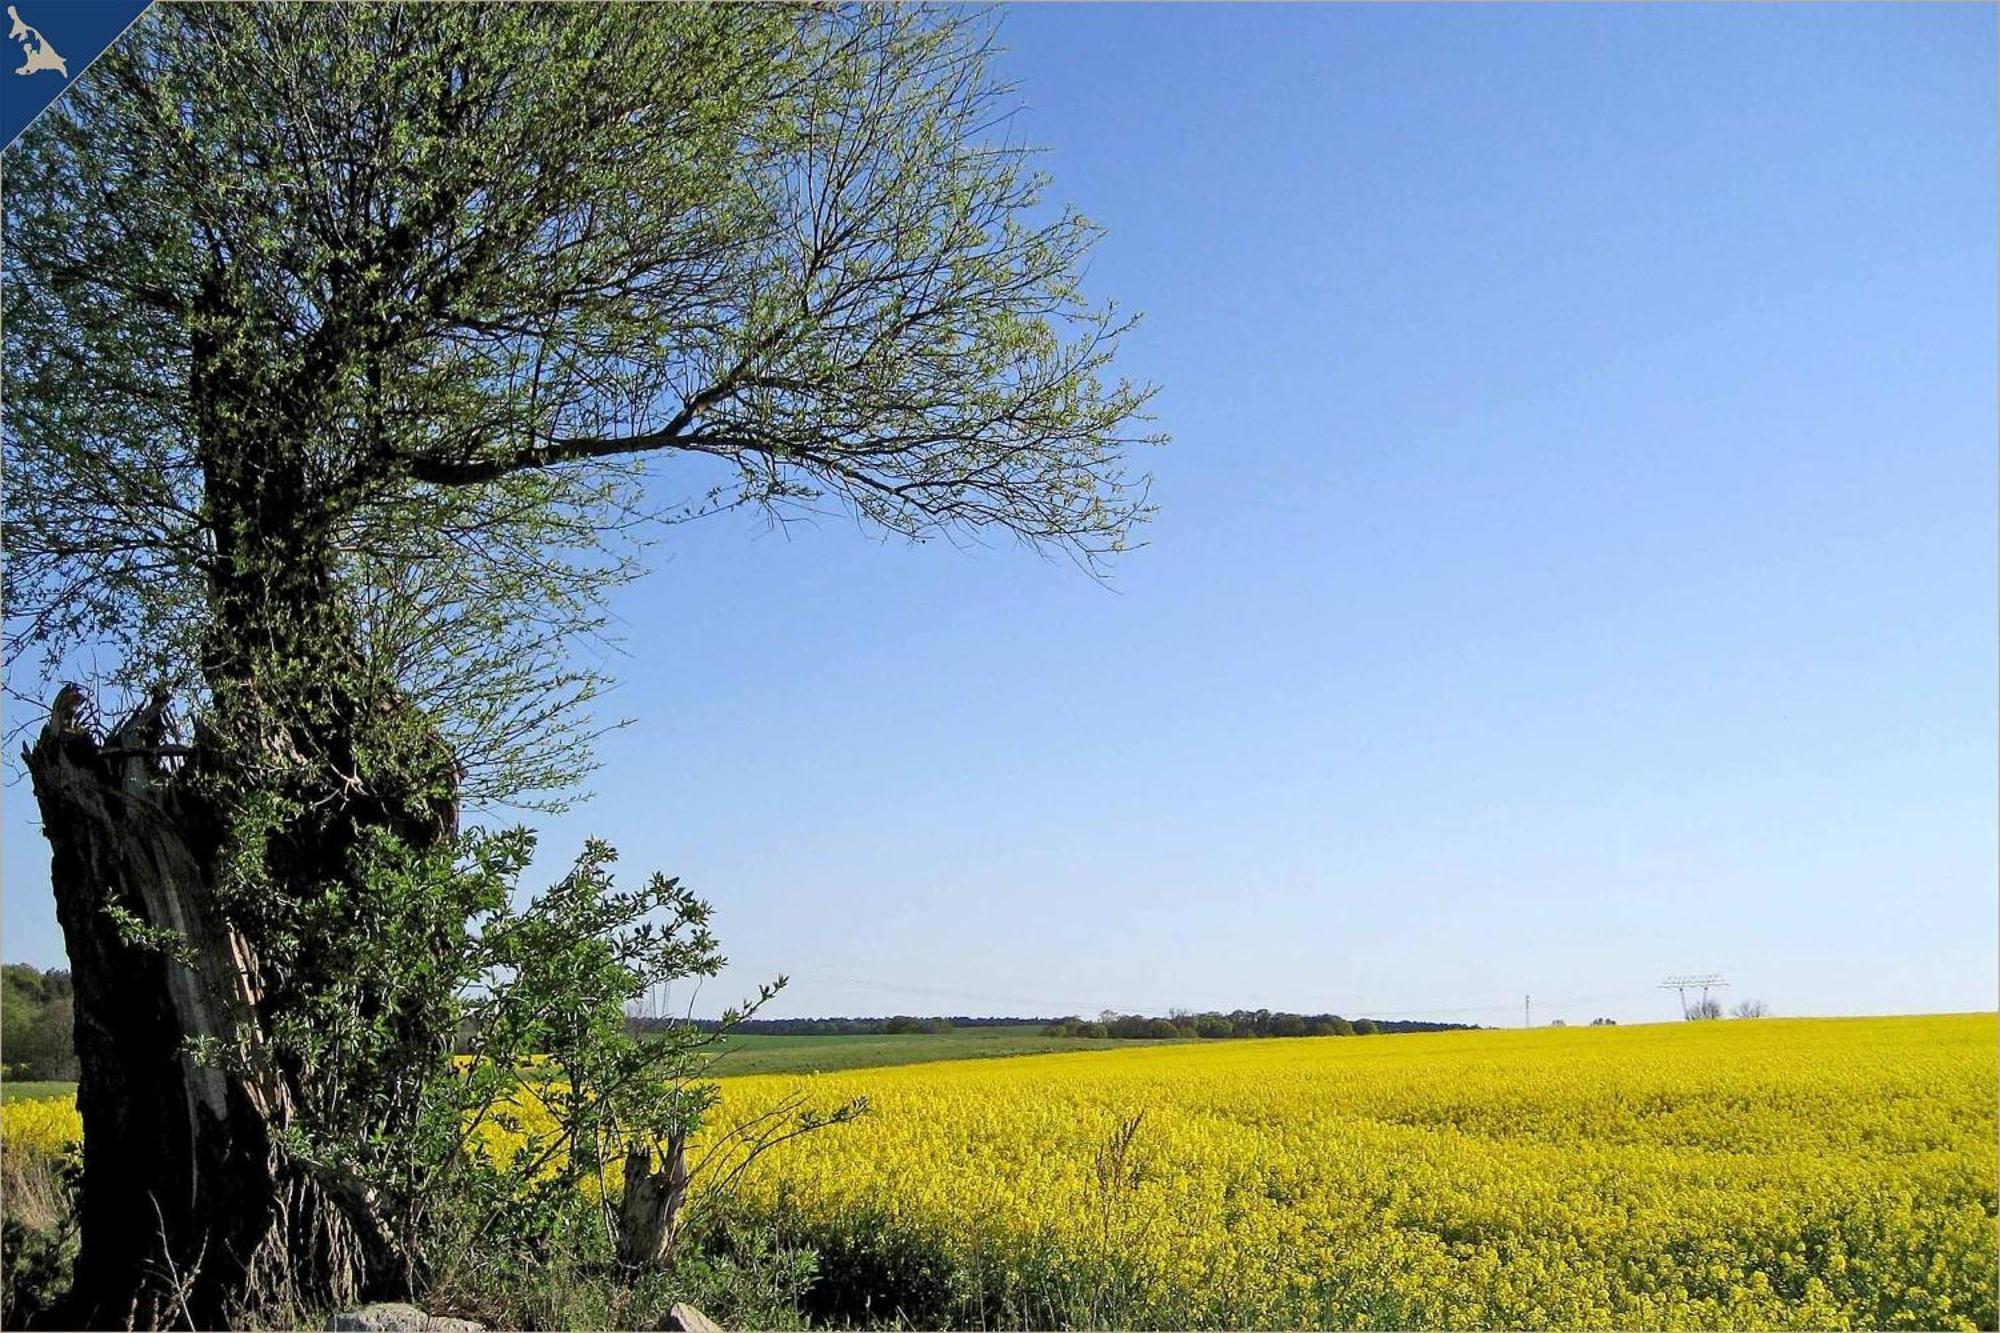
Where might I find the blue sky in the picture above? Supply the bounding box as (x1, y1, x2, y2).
(5, 4, 1994, 1027)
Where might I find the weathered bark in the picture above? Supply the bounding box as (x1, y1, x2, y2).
(19, 308, 467, 1322)
(25, 698, 394, 1329)
(614, 1133, 690, 1270)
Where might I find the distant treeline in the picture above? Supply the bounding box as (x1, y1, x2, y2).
(1043, 1011, 1475, 1040)
(620, 1011, 1474, 1039)
(626, 1015, 1054, 1037)
(2, 963, 78, 1080)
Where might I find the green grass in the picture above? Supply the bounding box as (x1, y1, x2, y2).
(0, 1029, 1185, 1099)
(690, 1025, 1191, 1077)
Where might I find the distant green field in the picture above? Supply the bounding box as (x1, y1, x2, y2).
(0, 1028, 1185, 1099)
(688, 1025, 1190, 1077)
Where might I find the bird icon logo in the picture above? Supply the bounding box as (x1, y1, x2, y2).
(7, 6, 67, 79)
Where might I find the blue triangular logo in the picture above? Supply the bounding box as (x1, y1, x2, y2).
(1, 1, 151, 150)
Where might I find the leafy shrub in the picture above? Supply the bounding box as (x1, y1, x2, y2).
(795, 1215, 969, 1329)
(1, 1148, 79, 1328)
(179, 828, 854, 1303)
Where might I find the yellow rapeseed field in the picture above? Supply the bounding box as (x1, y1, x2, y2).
(0, 1093, 81, 1160)
(703, 1014, 1997, 1329)
(5, 1014, 1994, 1329)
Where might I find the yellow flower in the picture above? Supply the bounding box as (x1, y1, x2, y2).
(0, 1094, 82, 1159)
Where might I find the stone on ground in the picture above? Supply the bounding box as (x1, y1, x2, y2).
(663, 1302, 724, 1333)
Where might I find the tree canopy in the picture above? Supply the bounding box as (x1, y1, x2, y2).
(4, 1, 1159, 806)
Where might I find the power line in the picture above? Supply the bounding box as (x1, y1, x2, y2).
(776, 969, 1653, 1024)
(789, 969, 1512, 1019)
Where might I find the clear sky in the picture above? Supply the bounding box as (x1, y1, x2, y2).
(5, 4, 1994, 1027)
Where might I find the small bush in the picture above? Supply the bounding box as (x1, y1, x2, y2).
(796, 1216, 969, 1329)
(1, 1147, 79, 1328)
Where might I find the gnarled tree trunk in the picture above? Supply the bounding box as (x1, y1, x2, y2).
(615, 1131, 691, 1270)
(25, 697, 396, 1329)
(24, 272, 469, 1323)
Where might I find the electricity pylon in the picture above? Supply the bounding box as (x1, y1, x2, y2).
(1659, 973, 1728, 1019)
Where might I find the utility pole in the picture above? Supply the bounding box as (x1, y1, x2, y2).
(1524, 994, 1531, 1029)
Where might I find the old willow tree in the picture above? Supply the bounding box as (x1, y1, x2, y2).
(3, 4, 1156, 1326)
